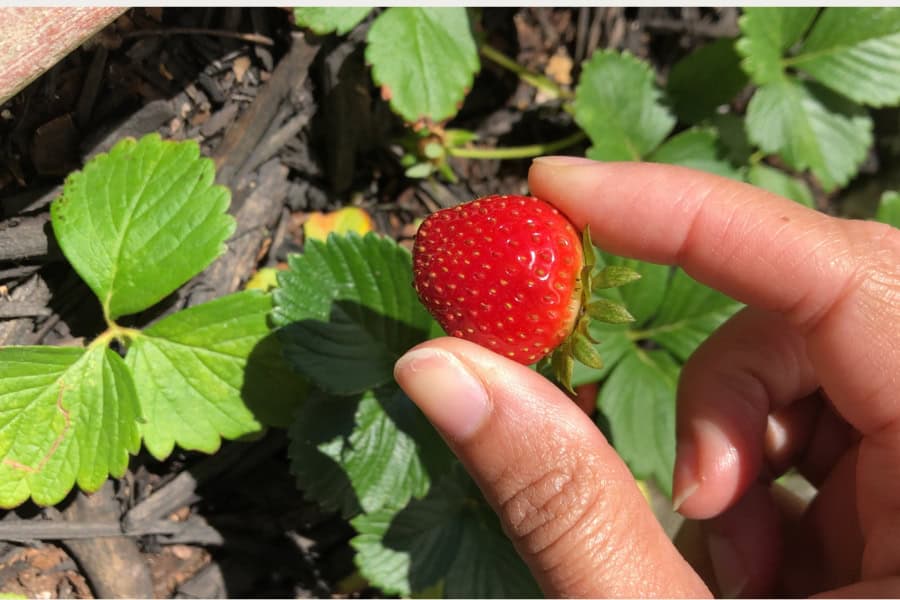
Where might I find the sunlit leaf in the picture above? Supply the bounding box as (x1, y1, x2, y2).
(128, 291, 305, 460)
(574, 50, 675, 160)
(366, 8, 479, 123)
(51, 134, 233, 320)
(0, 346, 140, 507)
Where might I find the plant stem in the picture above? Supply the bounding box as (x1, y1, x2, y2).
(479, 43, 573, 101)
(89, 323, 142, 350)
(447, 130, 587, 160)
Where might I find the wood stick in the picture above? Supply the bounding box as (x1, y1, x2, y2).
(0, 7, 125, 104)
(62, 481, 155, 599)
(212, 33, 318, 189)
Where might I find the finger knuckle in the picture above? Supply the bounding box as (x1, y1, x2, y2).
(493, 447, 630, 570)
(790, 219, 900, 332)
(858, 222, 900, 300)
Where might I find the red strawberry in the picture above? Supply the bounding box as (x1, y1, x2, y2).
(412, 194, 639, 392)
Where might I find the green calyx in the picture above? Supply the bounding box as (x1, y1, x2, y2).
(547, 226, 641, 395)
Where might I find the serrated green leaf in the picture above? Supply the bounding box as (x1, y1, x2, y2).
(0, 346, 140, 508)
(288, 385, 450, 519)
(293, 7, 371, 35)
(643, 269, 743, 362)
(790, 8, 900, 107)
(667, 38, 748, 124)
(51, 134, 234, 321)
(599, 349, 679, 496)
(745, 79, 872, 191)
(876, 191, 900, 228)
(647, 127, 742, 180)
(365, 8, 479, 123)
(271, 233, 433, 395)
(127, 291, 304, 460)
(574, 50, 675, 161)
(736, 7, 818, 85)
(351, 466, 541, 598)
(747, 163, 815, 208)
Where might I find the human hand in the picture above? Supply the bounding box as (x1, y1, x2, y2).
(393, 157, 900, 598)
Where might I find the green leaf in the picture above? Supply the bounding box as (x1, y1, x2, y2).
(736, 7, 819, 84)
(365, 8, 479, 123)
(708, 113, 753, 166)
(598, 349, 679, 496)
(293, 7, 371, 35)
(351, 466, 541, 598)
(643, 269, 743, 362)
(127, 290, 304, 460)
(747, 163, 815, 208)
(50, 134, 234, 321)
(272, 233, 433, 396)
(574, 50, 675, 160)
(288, 385, 450, 518)
(0, 346, 140, 508)
(647, 127, 742, 180)
(405, 163, 435, 179)
(876, 191, 900, 228)
(745, 79, 872, 191)
(790, 8, 900, 107)
(667, 38, 749, 124)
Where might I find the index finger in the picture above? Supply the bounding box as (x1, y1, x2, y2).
(529, 157, 900, 436)
(529, 157, 855, 332)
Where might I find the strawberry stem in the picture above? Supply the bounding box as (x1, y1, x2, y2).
(447, 130, 586, 160)
(479, 43, 574, 101)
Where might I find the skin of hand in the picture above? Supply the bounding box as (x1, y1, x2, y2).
(393, 156, 900, 598)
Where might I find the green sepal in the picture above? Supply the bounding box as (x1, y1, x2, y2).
(582, 225, 596, 269)
(571, 329, 604, 371)
(592, 265, 643, 289)
(548, 223, 642, 395)
(580, 226, 596, 299)
(550, 338, 575, 395)
(585, 298, 636, 324)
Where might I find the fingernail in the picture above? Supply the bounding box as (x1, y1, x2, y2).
(672, 434, 699, 512)
(394, 348, 490, 441)
(532, 155, 598, 167)
(707, 532, 749, 598)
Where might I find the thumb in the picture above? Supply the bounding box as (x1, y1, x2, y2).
(394, 337, 710, 598)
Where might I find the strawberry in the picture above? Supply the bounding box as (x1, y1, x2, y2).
(412, 194, 639, 393)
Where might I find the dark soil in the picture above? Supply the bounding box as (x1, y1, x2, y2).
(3, 6, 890, 599)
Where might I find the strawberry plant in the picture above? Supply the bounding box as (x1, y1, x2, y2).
(294, 6, 479, 128)
(1, 6, 896, 598)
(0, 134, 304, 508)
(270, 231, 541, 596)
(278, 7, 900, 596)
